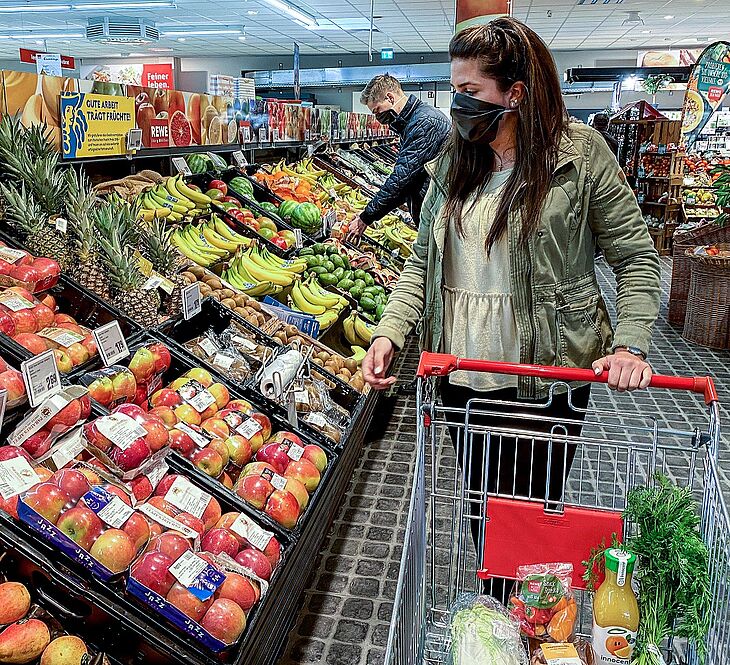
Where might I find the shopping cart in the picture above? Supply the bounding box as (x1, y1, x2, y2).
(385, 352, 726, 665)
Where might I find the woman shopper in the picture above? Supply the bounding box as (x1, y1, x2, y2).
(362, 17, 661, 595)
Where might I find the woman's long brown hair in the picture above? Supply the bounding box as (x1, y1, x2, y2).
(444, 18, 568, 253)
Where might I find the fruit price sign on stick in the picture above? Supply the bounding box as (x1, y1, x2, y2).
(232, 151, 248, 167)
(172, 157, 192, 176)
(21, 349, 61, 407)
(182, 283, 202, 320)
(93, 321, 130, 367)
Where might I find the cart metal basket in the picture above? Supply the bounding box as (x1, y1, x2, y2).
(385, 352, 725, 665)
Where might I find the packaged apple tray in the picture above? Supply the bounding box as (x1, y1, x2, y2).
(185, 172, 298, 259)
(0, 273, 143, 380)
(157, 297, 366, 449)
(76, 333, 339, 540)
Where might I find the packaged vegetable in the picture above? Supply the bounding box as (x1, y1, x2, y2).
(530, 640, 595, 665)
(509, 563, 576, 645)
(447, 593, 528, 665)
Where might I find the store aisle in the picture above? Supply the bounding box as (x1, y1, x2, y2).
(280, 257, 730, 665)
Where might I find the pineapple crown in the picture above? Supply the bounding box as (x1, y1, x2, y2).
(0, 180, 47, 235)
(65, 168, 101, 257)
(141, 218, 180, 277)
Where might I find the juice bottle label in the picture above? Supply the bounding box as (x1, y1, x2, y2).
(592, 623, 637, 664)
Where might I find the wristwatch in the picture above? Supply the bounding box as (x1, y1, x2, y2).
(613, 345, 646, 360)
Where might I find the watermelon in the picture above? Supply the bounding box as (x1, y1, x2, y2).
(291, 202, 322, 232)
(228, 176, 255, 199)
(278, 200, 299, 220)
(259, 202, 279, 215)
(187, 154, 210, 174)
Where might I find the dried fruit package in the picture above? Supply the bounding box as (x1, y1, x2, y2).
(509, 563, 577, 646)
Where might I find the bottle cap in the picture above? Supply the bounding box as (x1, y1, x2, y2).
(605, 548, 636, 574)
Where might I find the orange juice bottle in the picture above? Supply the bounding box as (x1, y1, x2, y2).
(592, 549, 639, 664)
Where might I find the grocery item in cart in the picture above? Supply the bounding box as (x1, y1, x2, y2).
(509, 563, 576, 644)
(530, 640, 595, 665)
(446, 593, 528, 665)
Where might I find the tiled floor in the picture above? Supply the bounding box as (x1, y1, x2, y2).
(279, 257, 730, 665)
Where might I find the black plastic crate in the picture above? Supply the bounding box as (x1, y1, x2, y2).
(0, 274, 144, 381)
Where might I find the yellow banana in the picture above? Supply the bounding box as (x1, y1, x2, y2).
(290, 280, 326, 315)
(174, 177, 213, 206)
(246, 248, 295, 283)
(183, 226, 227, 259)
(214, 217, 250, 245)
(148, 189, 188, 215)
(172, 232, 214, 267)
(202, 226, 238, 253)
(300, 277, 341, 308)
(353, 313, 374, 344)
(316, 309, 339, 331)
(164, 178, 195, 209)
(239, 250, 293, 287)
(342, 312, 361, 346)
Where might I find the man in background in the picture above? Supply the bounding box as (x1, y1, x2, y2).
(348, 74, 450, 238)
(591, 113, 619, 157)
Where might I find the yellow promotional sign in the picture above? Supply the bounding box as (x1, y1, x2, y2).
(60, 91, 134, 158)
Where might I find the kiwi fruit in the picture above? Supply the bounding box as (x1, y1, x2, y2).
(344, 358, 358, 373)
(181, 271, 197, 283)
(189, 265, 205, 278)
(234, 306, 248, 317)
(256, 313, 266, 326)
(248, 300, 262, 312)
(312, 358, 324, 367)
(284, 324, 298, 337)
(221, 298, 236, 309)
(275, 331, 288, 344)
(204, 278, 223, 291)
(339, 368, 352, 380)
(220, 289, 235, 299)
(234, 295, 248, 307)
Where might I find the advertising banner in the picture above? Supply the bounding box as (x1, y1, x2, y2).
(60, 91, 135, 158)
(141, 64, 173, 90)
(637, 49, 704, 68)
(36, 54, 62, 77)
(455, 0, 509, 33)
(82, 63, 173, 87)
(680, 41, 730, 150)
(19, 48, 75, 71)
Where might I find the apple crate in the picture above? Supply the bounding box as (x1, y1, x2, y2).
(0, 275, 143, 381)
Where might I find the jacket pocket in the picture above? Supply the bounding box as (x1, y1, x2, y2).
(555, 293, 610, 368)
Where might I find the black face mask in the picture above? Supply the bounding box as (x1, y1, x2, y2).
(375, 108, 399, 126)
(450, 92, 512, 144)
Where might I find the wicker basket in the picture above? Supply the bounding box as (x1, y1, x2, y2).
(668, 221, 730, 325)
(682, 246, 730, 349)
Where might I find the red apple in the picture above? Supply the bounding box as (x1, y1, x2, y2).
(200, 418, 229, 440)
(9, 309, 36, 335)
(284, 477, 309, 510)
(216, 572, 259, 611)
(53, 314, 77, 326)
(112, 403, 147, 422)
(255, 443, 290, 475)
(129, 347, 156, 383)
(262, 537, 281, 568)
(123, 512, 151, 550)
(249, 413, 271, 441)
(202, 497, 222, 531)
(150, 406, 177, 427)
(301, 445, 328, 472)
(90, 528, 136, 573)
(0, 446, 31, 463)
(0, 311, 15, 336)
(10, 264, 40, 283)
(264, 490, 299, 529)
(145, 496, 178, 517)
(53, 349, 73, 374)
(142, 419, 169, 452)
(23, 483, 72, 524)
(87, 376, 114, 406)
(66, 343, 90, 366)
(215, 513, 245, 545)
(270, 431, 303, 447)
(175, 512, 205, 537)
(147, 343, 171, 373)
(51, 468, 91, 502)
(31, 257, 60, 280)
(241, 461, 276, 478)
(21, 431, 51, 458)
(57, 506, 103, 550)
(168, 429, 195, 457)
(14, 333, 47, 354)
(226, 399, 254, 414)
(112, 371, 137, 402)
(147, 531, 191, 561)
(201, 598, 246, 644)
(109, 438, 151, 472)
(190, 447, 224, 478)
(47, 399, 83, 429)
(184, 367, 213, 388)
(166, 582, 211, 622)
(103, 484, 133, 506)
(201, 527, 239, 557)
(129, 475, 154, 502)
(32, 305, 54, 330)
(132, 551, 175, 596)
(235, 473, 273, 510)
(0, 370, 25, 402)
(208, 438, 230, 468)
(208, 180, 228, 195)
(234, 547, 273, 581)
(207, 383, 230, 410)
(283, 459, 321, 493)
(0, 495, 19, 519)
(174, 404, 202, 426)
(221, 472, 233, 489)
(79, 394, 91, 420)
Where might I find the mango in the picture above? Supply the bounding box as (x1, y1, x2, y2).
(0, 584, 30, 626)
(0, 619, 50, 664)
(40, 636, 88, 665)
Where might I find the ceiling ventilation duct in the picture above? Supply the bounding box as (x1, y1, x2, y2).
(86, 16, 159, 44)
(621, 11, 644, 26)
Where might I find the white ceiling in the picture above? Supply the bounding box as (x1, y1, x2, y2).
(0, 0, 725, 60)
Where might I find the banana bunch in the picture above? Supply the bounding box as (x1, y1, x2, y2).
(222, 244, 308, 295)
(341, 189, 368, 210)
(343, 311, 375, 346)
(172, 217, 249, 267)
(365, 214, 417, 258)
(138, 176, 212, 223)
(289, 275, 348, 332)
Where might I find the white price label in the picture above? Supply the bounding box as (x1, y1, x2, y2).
(270, 473, 287, 491)
(169, 550, 209, 586)
(294, 229, 303, 248)
(212, 353, 235, 371)
(272, 128, 280, 141)
(139, 503, 198, 539)
(258, 127, 267, 142)
(50, 428, 85, 469)
(198, 338, 219, 356)
(236, 418, 262, 439)
(182, 283, 202, 320)
(287, 442, 305, 461)
(232, 150, 248, 166)
(305, 412, 328, 429)
(143, 460, 169, 488)
(172, 157, 192, 176)
(0, 456, 40, 500)
(0, 247, 27, 264)
(186, 388, 216, 413)
(21, 350, 61, 407)
(232, 335, 257, 352)
(328, 188, 338, 199)
(0, 292, 34, 312)
(55, 217, 68, 233)
(294, 389, 309, 406)
(93, 321, 130, 367)
(230, 513, 273, 551)
(141, 274, 164, 292)
(96, 413, 148, 451)
(323, 210, 337, 233)
(38, 328, 84, 349)
(97, 495, 135, 528)
(174, 422, 211, 448)
(164, 476, 211, 519)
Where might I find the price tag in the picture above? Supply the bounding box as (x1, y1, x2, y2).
(50, 428, 84, 469)
(272, 128, 280, 142)
(198, 338, 219, 356)
(133, 250, 154, 277)
(294, 389, 310, 406)
(127, 128, 143, 151)
(232, 335, 257, 352)
(232, 150, 248, 167)
(305, 412, 328, 429)
(230, 513, 273, 551)
(236, 417, 262, 439)
(169, 550, 209, 586)
(182, 283, 202, 320)
(262, 470, 287, 491)
(139, 504, 198, 539)
(212, 353, 235, 370)
(258, 127, 267, 143)
(323, 209, 337, 234)
(172, 157, 192, 176)
(0, 247, 27, 264)
(141, 274, 164, 292)
(38, 328, 84, 349)
(21, 350, 61, 407)
(164, 476, 211, 519)
(294, 229, 303, 248)
(82, 488, 136, 528)
(0, 456, 40, 500)
(93, 321, 130, 367)
(96, 413, 148, 451)
(55, 217, 68, 233)
(174, 422, 212, 448)
(287, 442, 304, 461)
(0, 292, 34, 312)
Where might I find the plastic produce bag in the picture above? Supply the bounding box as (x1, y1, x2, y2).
(509, 563, 577, 645)
(447, 593, 528, 665)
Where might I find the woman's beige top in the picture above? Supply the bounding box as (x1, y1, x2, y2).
(441, 169, 520, 391)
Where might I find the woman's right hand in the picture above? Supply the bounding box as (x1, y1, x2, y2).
(362, 337, 397, 390)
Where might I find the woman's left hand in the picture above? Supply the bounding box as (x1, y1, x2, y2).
(592, 350, 652, 392)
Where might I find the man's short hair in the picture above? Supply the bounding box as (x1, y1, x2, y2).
(592, 113, 609, 130)
(360, 74, 403, 105)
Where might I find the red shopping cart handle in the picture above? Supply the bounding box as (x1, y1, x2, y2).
(416, 352, 719, 405)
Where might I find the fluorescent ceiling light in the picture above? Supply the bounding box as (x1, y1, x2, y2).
(261, 0, 317, 28)
(309, 18, 374, 31)
(0, 0, 174, 9)
(0, 32, 84, 39)
(162, 29, 242, 36)
(664, 14, 674, 19)
(148, 46, 173, 51)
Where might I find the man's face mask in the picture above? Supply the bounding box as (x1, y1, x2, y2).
(450, 92, 514, 144)
(374, 93, 405, 125)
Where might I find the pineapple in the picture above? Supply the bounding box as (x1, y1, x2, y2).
(0, 181, 72, 269)
(65, 169, 109, 298)
(141, 218, 187, 317)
